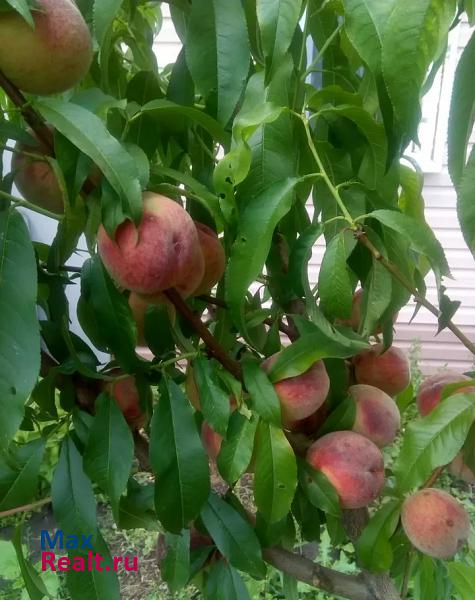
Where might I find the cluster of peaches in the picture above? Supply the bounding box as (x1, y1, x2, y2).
(95, 194, 473, 562)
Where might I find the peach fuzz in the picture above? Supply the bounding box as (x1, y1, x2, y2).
(105, 373, 147, 429)
(416, 371, 473, 417)
(353, 344, 410, 397)
(0, 0, 92, 95)
(349, 384, 400, 448)
(192, 222, 226, 296)
(449, 452, 475, 484)
(98, 193, 205, 296)
(261, 353, 330, 426)
(306, 431, 385, 509)
(401, 488, 470, 558)
(128, 291, 175, 346)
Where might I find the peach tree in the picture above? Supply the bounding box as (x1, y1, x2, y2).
(0, 1, 474, 599)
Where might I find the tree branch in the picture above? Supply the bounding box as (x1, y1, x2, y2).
(263, 546, 376, 600)
(0, 497, 51, 520)
(163, 289, 243, 381)
(357, 231, 475, 356)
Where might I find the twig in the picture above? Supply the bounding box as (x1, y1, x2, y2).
(0, 497, 51, 519)
(0, 70, 53, 150)
(357, 232, 475, 356)
(422, 465, 446, 488)
(263, 547, 373, 600)
(400, 548, 415, 599)
(163, 289, 243, 381)
(0, 70, 96, 196)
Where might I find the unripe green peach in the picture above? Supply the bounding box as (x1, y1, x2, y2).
(349, 384, 400, 448)
(192, 222, 226, 296)
(416, 371, 473, 417)
(261, 353, 330, 426)
(449, 452, 475, 484)
(0, 0, 92, 95)
(98, 193, 205, 296)
(306, 431, 385, 509)
(353, 344, 410, 397)
(401, 489, 470, 558)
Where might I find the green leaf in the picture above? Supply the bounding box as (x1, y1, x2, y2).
(399, 163, 425, 220)
(393, 393, 475, 493)
(226, 177, 298, 340)
(360, 261, 393, 337)
(139, 99, 228, 145)
(150, 377, 210, 533)
(217, 412, 257, 484)
(253, 421, 297, 523)
(206, 560, 251, 600)
(4, 0, 34, 26)
(12, 525, 49, 600)
(80, 256, 138, 370)
(465, 0, 475, 24)
(161, 530, 191, 593)
(242, 357, 282, 426)
(0, 439, 45, 511)
(186, 0, 250, 125)
(118, 480, 158, 531)
(458, 145, 475, 256)
(343, 0, 396, 75)
(318, 231, 355, 321)
(369, 209, 450, 277)
(0, 209, 40, 450)
(355, 499, 401, 572)
(93, 0, 122, 46)
(267, 328, 368, 382)
(447, 562, 475, 600)
(298, 461, 341, 517)
(36, 98, 142, 223)
(381, 0, 456, 140)
(83, 393, 134, 519)
(52, 436, 97, 540)
(320, 105, 387, 187)
(65, 532, 120, 600)
(448, 31, 475, 187)
(288, 223, 324, 299)
(256, 0, 303, 78)
(200, 493, 266, 578)
(194, 358, 231, 436)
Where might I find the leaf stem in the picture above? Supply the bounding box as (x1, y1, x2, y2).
(296, 113, 355, 226)
(0, 497, 51, 519)
(303, 23, 343, 80)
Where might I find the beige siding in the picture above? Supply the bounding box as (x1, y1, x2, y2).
(155, 13, 475, 374)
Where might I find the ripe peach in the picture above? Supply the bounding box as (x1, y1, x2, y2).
(353, 344, 410, 397)
(401, 489, 470, 558)
(416, 371, 472, 417)
(306, 431, 385, 509)
(0, 0, 92, 95)
(128, 291, 175, 346)
(261, 353, 330, 426)
(105, 373, 147, 429)
(98, 193, 205, 296)
(339, 289, 398, 334)
(192, 222, 226, 296)
(12, 131, 64, 213)
(449, 452, 475, 484)
(349, 384, 400, 448)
